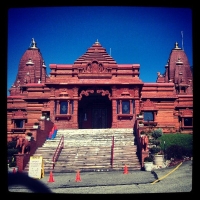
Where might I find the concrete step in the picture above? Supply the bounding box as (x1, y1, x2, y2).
(24, 128, 141, 172)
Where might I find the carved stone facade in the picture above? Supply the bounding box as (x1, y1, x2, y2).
(7, 39, 193, 140)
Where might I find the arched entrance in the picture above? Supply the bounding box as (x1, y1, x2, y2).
(78, 92, 112, 129)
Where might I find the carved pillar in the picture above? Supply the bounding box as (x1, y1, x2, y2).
(57, 100, 59, 115)
(135, 99, 140, 115)
(141, 151, 149, 168)
(13, 119, 15, 129)
(73, 100, 78, 128)
(112, 99, 117, 128)
(12, 119, 14, 129)
(73, 87, 79, 128)
(67, 100, 70, 114)
(50, 87, 55, 97)
(120, 100, 122, 114)
(130, 100, 133, 114)
(15, 154, 25, 172)
(154, 112, 156, 122)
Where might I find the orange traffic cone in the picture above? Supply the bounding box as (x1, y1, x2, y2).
(48, 171, 55, 182)
(123, 165, 128, 174)
(75, 170, 81, 182)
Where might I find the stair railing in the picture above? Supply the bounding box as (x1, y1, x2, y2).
(111, 135, 114, 168)
(52, 135, 64, 170)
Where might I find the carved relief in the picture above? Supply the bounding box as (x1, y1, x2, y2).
(50, 87, 55, 96)
(98, 63, 104, 72)
(43, 101, 50, 108)
(141, 99, 157, 110)
(92, 62, 99, 73)
(59, 89, 69, 97)
(181, 108, 193, 116)
(121, 89, 131, 97)
(12, 110, 27, 117)
(79, 89, 94, 100)
(23, 74, 31, 84)
(85, 61, 105, 73)
(143, 99, 153, 107)
(86, 63, 92, 72)
(73, 87, 78, 97)
(134, 88, 139, 97)
(97, 89, 111, 100)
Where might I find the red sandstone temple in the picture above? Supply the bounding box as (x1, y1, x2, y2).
(7, 39, 193, 140)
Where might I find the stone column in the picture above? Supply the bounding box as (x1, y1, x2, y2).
(57, 100, 59, 114)
(67, 100, 70, 114)
(15, 154, 25, 172)
(154, 112, 156, 122)
(73, 99, 78, 128)
(112, 99, 117, 128)
(120, 100, 122, 114)
(135, 99, 140, 115)
(72, 87, 79, 128)
(130, 100, 133, 114)
(182, 117, 184, 128)
(141, 151, 149, 168)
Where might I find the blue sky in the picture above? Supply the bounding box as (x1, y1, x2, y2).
(7, 6, 193, 95)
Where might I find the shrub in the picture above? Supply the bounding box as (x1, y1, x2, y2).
(160, 133, 193, 156)
(26, 132, 32, 136)
(7, 149, 18, 156)
(151, 139, 160, 146)
(7, 141, 17, 149)
(9, 161, 17, 167)
(8, 156, 17, 167)
(151, 128, 163, 139)
(144, 156, 153, 162)
(165, 144, 188, 160)
(7, 137, 19, 168)
(140, 131, 146, 135)
(149, 146, 161, 154)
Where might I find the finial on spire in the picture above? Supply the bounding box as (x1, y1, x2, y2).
(175, 42, 178, 49)
(42, 60, 46, 68)
(95, 39, 99, 45)
(30, 38, 37, 49)
(174, 42, 181, 49)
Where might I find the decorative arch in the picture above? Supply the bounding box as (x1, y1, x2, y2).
(141, 99, 157, 110)
(97, 89, 111, 100)
(78, 88, 111, 100)
(12, 110, 27, 118)
(79, 89, 94, 100)
(179, 108, 193, 117)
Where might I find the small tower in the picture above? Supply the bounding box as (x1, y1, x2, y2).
(8, 38, 48, 96)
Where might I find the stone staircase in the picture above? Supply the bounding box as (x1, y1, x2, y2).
(25, 128, 141, 173)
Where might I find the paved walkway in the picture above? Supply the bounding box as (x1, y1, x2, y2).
(8, 160, 193, 194)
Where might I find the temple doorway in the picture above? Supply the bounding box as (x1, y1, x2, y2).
(78, 93, 112, 129)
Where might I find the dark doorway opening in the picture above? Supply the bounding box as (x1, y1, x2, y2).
(78, 93, 112, 129)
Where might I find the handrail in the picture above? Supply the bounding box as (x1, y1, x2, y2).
(52, 135, 64, 169)
(111, 136, 114, 168)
